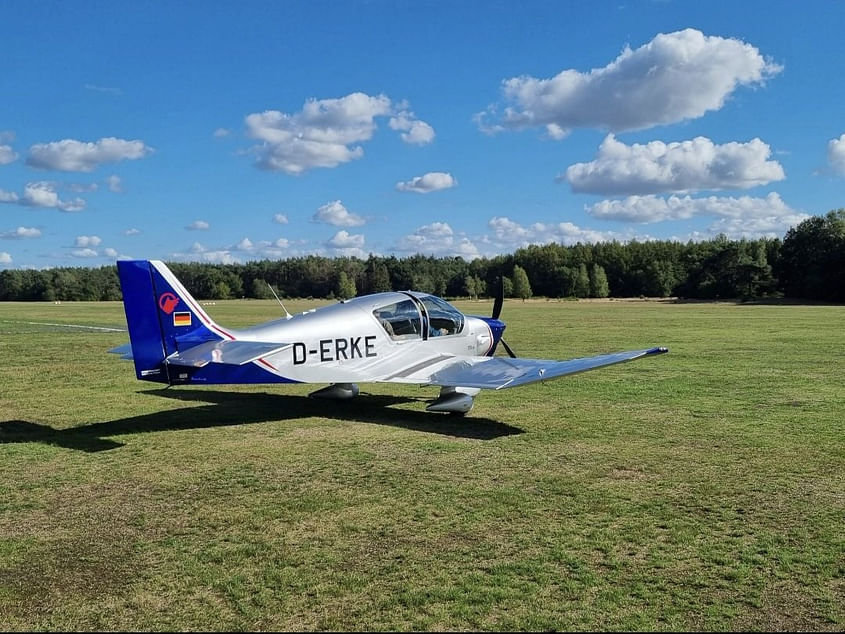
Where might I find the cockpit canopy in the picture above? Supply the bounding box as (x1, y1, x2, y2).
(373, 293, 464, 340)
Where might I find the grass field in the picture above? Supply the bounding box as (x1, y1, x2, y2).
(0, 298, 842, 631)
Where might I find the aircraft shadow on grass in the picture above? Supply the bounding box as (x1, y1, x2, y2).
(0, 388, 524, 453)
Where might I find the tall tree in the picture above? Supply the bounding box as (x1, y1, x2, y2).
(336, 270, 357, 299)
(512, 265, 532, 301)
(574, 263, 590, 298)
(590, 263, 610, 298)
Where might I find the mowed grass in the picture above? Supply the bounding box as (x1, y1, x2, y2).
(0, 298, 842, 631)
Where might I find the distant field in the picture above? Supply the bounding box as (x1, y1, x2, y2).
(0, 299, 842, 631)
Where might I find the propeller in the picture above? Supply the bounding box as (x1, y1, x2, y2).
(490, 276, 517, 358)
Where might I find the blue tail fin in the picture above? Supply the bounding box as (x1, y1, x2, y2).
(116, 260, 232, 382)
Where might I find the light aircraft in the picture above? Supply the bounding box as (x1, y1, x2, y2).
(111, 260, 668, 415)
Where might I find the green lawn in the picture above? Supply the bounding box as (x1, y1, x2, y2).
(0, 299, 842, 631)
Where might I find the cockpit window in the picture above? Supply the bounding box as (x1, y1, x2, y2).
(373, 299, 421, 340)
(421, 295, 464, 337)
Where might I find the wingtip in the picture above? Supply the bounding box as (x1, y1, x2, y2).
(647, 346, 669, 355)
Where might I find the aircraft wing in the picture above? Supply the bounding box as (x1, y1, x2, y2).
(425, 347, 668, 390)
(166, 340, 292, 367)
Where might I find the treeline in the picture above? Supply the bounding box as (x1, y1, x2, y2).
(1, 209, 843, 303)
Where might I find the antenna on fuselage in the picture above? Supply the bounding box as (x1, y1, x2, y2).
(267, 282, 293, 320)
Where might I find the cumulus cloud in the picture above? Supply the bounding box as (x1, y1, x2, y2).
(828, 133, 845, 176)
(103, 247, 118, 258)
(586, 192, 808, 239)
(326, 230, 365, 249)
(477, 28, 782, 137)
(389, 111, 435, 145)
(74, 235, 102, 248)
(245, 92, 434, 174)
(324, 230, 366, 257)
(485, 216, 632, 250)
(273, 213, 289, 224)
(312, 200, 365, 227)
(0, 145, 17, 165)
(0, 182, 86, 212)
(395, 222, 481, 259)
(563, 135, 785, 195)
(124, 228, 141, 236)
(0, 226, 41, 239)
(396, 171, 457, 193)
(71, 248, 99, 258)
(186, 220, 210, 231)
(27, 137, 152, 172)
(0, 252, 11, 264)
(213, 127, 231, 138)
(171, 242, 239, 265)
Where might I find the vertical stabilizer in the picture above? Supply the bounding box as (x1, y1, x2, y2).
(116, 260, 231, 382)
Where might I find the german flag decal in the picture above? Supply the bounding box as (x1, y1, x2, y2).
(173, 312, 192, 327)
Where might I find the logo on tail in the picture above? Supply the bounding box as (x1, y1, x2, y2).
(159, 292, 180, 314)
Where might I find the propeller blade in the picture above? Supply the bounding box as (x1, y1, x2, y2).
(500, 338, 517, 359)
(491, 276, 504, 320)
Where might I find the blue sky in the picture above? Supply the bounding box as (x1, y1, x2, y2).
(1, 0, 844, 268)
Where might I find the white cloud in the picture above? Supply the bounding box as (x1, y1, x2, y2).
(74, 235, 102, 247)
(828, 133, 845, 176)
(233, 237, 254, 251)
(103, 247, 118, 257)
(485, 216, 631, 250)
(124, 228, 141, 236)
(586, 192, 808, 238)
(273, 213, 289, 224)
(69, 182, 98, 193)
(478, 28, 782, 136)
(172, 242, 239, 265)
(27, 137, 153, 172)
(325, 230, 366, 258)
(313, 200, 365, 227)
(0, 189, 19, 203)
(213, 127, 231, 138)
(0, 252, 11, 264)
(245, 92, 433, 174)
(106, 174, 123, 192)
(186, 220, 210, 231)
(389, 111, 435, 145)
(0, 226, 41, 239)
(326, 230, 365, 249)
(0, 145, 17, 165)
(395, 222, 481, 259)
(563, 135, 785, 195)
(71, 248, 99, 258)
(0, 182, 86, 212)
(396, 171, 457, 193)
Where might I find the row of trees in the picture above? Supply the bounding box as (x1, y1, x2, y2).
(1, 210, 843, 303)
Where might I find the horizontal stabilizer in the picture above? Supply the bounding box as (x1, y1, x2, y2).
(429, 347, 668, 390)
(108, 343, 134, 360)
(166, 340, 292, 367)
